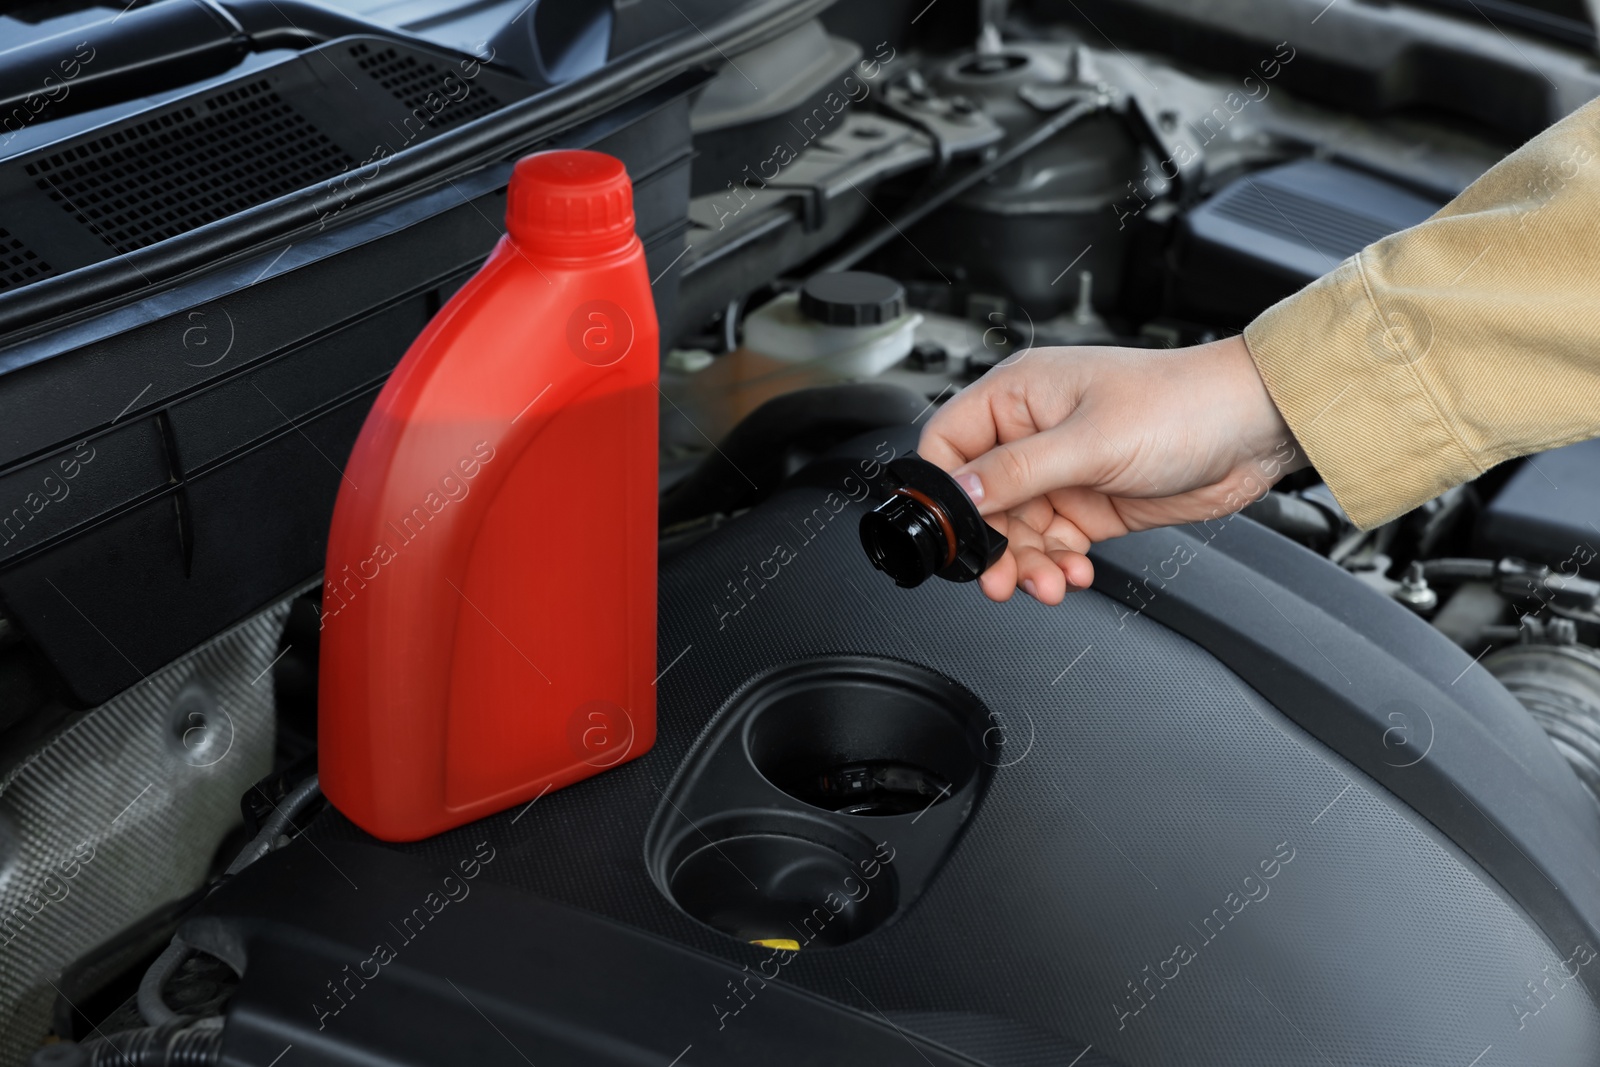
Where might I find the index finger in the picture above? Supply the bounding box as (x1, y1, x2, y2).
(917, 381, 1000, 473)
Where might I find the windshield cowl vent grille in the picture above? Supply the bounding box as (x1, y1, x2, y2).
(25, 79, 354, 255)
(0, 227, 54, 292)
(350, 43, 503, 133)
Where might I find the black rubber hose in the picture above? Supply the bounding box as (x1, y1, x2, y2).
(86, 1021, 223, 1066)
(660, 383, 929, 527)
(137, 774, 320, 1025)
(48, 886, 210, 1042)
(217, 0, 448, 55)
(31, 1022, 224, 1066)
(223, 772, 322, 876)
(0, 0, 835, 340)
(1486, 644, 1600, 805)
(135, 940, 195, 1029)
(1418, 558, 1499, 581)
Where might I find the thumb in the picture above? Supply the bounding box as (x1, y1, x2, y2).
(951, 418, 1112, 516)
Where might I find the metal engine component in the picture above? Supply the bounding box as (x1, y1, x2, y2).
(1486, 642, 1600, 803)
(1393, 562, 1439, 615)
(0, 602, 287, 1066)
(909, 42, 1139, 319)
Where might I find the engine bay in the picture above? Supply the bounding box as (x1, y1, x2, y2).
(2, 0, 1600, 1064)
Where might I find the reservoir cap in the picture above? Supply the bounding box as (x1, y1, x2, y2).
(507, 149, 635, 256)
(799, 271, 905, 326)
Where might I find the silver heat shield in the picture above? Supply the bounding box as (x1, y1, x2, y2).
(0, 599, 287, 1065)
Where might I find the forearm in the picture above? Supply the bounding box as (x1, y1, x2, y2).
(1243, 96, 1600, 528)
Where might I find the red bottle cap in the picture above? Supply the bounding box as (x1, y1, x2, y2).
(506, 149, 635, 257)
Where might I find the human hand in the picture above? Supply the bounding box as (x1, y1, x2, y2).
(918, 335, 1305, 604)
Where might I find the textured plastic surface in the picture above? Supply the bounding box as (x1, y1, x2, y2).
(646, 655, 994, 945)
(285, 426, 1600, 1066)
(1091, 509, 1600, 962)
(195, 843, 1021, 1067)
(0, 36, 530, 282)
(317, 150, 658, 842)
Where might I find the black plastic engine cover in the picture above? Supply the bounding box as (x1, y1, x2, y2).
(192, 842, 989, 1067)
(1172, 159, 1444, 328)
(206, 428, 1600, 1066)
(1477, 438, 1600, 576)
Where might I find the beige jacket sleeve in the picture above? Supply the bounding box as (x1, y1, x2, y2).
(1242, 96, 1600, 529)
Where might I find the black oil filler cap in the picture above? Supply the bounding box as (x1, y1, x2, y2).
(799, 271, 905, 326)
(860, 453, 1007, 587)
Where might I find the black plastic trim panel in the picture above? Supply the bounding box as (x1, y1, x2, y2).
(191, 843, 990, 1067)
(1092, 509, 1600, 958)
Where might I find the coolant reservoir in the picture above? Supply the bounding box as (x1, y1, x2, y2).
(745, 272, 919, 372)
(318, 150, 659, 842)
(666, 271, 920, 441)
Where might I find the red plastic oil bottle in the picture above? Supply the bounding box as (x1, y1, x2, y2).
(318, 150, 658, 841)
